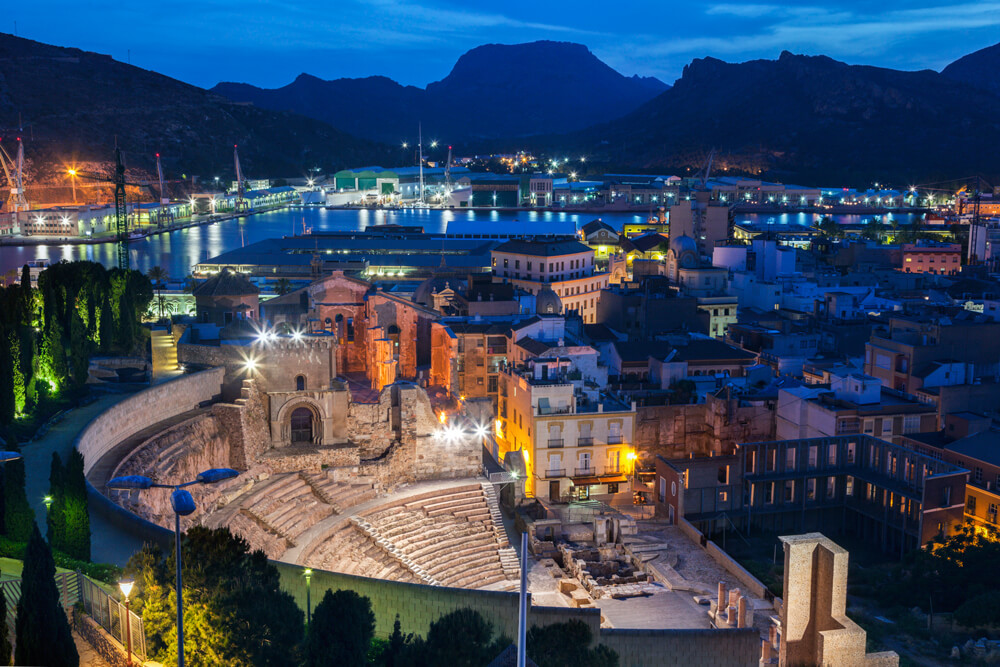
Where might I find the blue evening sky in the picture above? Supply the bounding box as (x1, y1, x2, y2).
(10, 1, 1000, 89)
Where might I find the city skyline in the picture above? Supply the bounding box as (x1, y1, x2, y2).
(9, 0, 1000, 89)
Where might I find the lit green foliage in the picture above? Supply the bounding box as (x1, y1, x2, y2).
(46, 453, 65, 547)
(0, 261, 152, 427)
(126, 527, 303, 667)
(9, 332, 24, 416)
(14, 524, 78, 667)
(868, 521, 1000, 613)
(46, 450, 90, 561)
(305, 589, 375, 667)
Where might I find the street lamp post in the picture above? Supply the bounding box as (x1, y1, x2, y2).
(119, 577, 135, 667)
(106, 468, 239, 667)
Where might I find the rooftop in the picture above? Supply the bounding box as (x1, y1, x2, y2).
(493, 239, 592, 257)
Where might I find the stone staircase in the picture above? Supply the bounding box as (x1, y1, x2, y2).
(481, 482, 520, 580)
(350, 516, 441, 586)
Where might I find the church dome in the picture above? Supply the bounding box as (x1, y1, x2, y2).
(535, 287, 562, 315)
(669, 234, 698, 257)
(412, 275, 452, 307)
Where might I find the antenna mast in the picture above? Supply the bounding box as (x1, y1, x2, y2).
(156, 153, 169, 205)
(418, 123, 425, 205)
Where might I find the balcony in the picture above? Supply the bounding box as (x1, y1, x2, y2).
(547, 438, 564, 448)
(545, 468, 566, 478)
(577, 437, 594, 447)
(574, 467, 596, 476)
(608, 435, 623, 445)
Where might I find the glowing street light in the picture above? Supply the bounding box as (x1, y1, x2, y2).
(119, 577, 135, 666)
(106, 468, 239, 667)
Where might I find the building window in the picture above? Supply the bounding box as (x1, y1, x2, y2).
(785, 447, 796, 471)
(806, 478, 816, 501)
(826, 477, 835, 498)
(607, 482, 619, 494)
(808, 446, 818, 468)
(718, 466, 729, 485)
(827, 445, 836, 466)
(967, 495, 977, 515)
(903, 415, 921, 434)
(975, 467, 984, 484)
(295, 375, 306, 391)
(845, 476, 854, 496)
(847, 442, 856, 464)
(765, 482, 774, 504)
(990, 503, 998, 524)
(784, 480, 794, 502)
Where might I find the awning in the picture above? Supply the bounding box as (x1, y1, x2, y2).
(570, 475, 627, 486)
(599, 475, 628, 484)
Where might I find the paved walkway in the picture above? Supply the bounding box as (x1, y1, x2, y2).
(18, 390, 156, 565)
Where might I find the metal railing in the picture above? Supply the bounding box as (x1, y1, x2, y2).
(547, 438, 564, 448)
(545, 468, 566, 478)
(80, 575, 147, 661)
(577, 437, 594, 446)
(574, 467, 596, 476)
(608, 435, 623, 444)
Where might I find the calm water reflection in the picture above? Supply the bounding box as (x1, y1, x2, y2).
(0, 207, 921, 279)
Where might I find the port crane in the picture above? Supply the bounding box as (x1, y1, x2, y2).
(233, 145, 250, 213)
(0, 137, 29, 213)
(72, 147, 152, 271)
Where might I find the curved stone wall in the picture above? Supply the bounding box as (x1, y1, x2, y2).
(78, 368, 226, 551)
(79, 368, 225, 476)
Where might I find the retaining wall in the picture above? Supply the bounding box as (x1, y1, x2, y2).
(77, 368, 226, 551)
(274, 561, 758, 667)
(679, 518, 769, 599)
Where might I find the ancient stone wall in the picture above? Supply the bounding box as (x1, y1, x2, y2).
(78, 368, 225, 478)
(634, 403, 713, 465)
(178, 336, 336, 400)
(308, 271, 370, 374)
(215, 379, 272, 468)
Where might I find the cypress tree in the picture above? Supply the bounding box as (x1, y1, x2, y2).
(19, 265, 32, 326)
(15, 524, 78, 667)
(47, 453, 65, 548)
(38, 318, 67, 394)
(0, 586, 10, 666)
(305, 589, 375, 667)
(0, 320, 14, 425)
(2, 443, 35, 543)
(62, 450, 90, 561)
(9, 331, 24, 417)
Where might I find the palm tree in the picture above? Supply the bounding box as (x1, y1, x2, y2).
(274, 278, 293, 296)
(146, 266, 168, 319)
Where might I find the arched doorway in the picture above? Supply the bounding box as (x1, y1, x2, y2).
(290, 407, 313, 444)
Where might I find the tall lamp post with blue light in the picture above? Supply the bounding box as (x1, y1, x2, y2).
(106, 468, 239, 667)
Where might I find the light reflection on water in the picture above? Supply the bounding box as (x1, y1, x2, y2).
(0, 207, 922, 279)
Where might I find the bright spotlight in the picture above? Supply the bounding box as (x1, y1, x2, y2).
(291, 329, 303, 342)
(474, 425, 488, 439)
(430, 140, 438, 148)
(244, 358, 257, 372)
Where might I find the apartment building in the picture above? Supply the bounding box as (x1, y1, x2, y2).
(499, 356, 636, 502)
(776, 372, 936, 443)
(901, 243, 961, 275)
(738, 434, 967, 554)
(492, 239, 609, 323)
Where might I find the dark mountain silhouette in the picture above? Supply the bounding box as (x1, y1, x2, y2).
(212, 41, 668, 143)
(566, 51, 1000, 183)
(942, 41, 1000, 97)
(0, 32, 393, 184)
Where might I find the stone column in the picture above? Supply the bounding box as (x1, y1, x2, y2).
(737, 595, 748, 628)
(717, 581, 727, 621)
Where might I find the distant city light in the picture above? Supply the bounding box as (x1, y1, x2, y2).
(402, 142, 408, 149)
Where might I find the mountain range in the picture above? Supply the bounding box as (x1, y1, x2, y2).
(0, 33, 393, 183)
(3, 31, 1000, 187)
(212, 41, 668, 144)
(566, 51, 1000, 184)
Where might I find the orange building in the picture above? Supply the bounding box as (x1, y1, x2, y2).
(901, 243, 961, 275)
